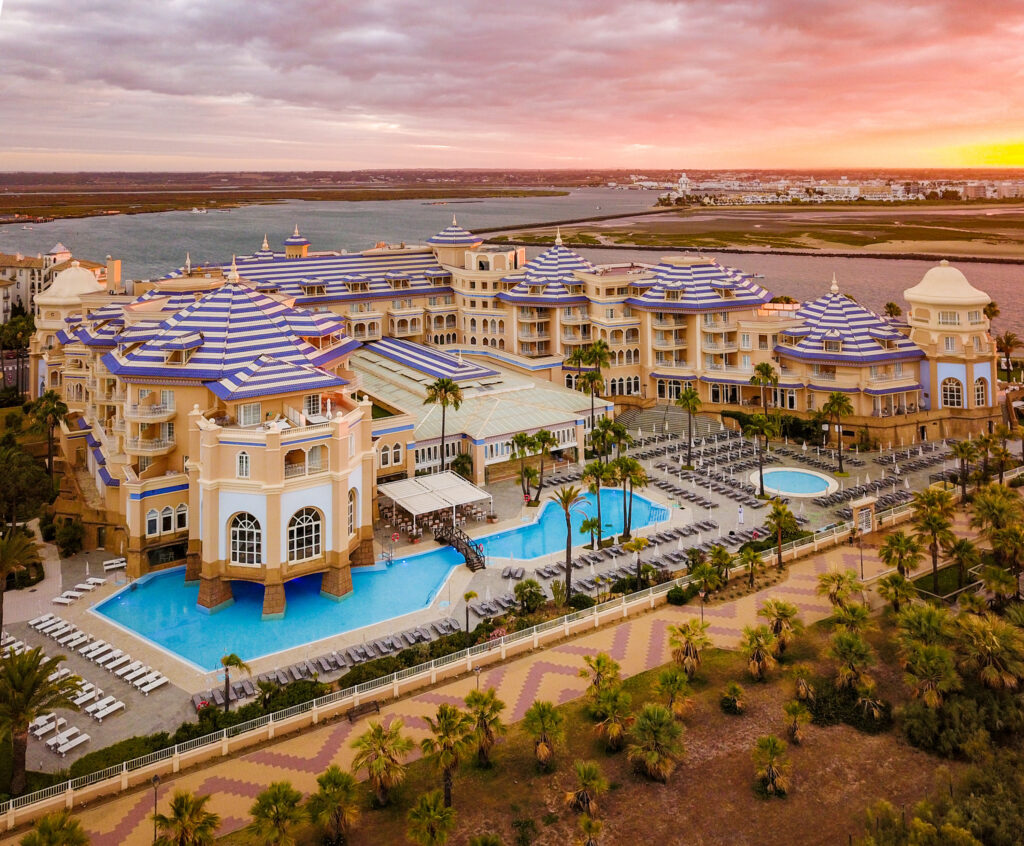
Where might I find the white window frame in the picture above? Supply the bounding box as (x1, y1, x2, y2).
(146, 509, 159, 537)
(239, 402, 261, 427)
(236, 451, 250, 479)
(287, 508, 322, 563)
(304, 394, 322, 416)
(229, 513, 262, 567)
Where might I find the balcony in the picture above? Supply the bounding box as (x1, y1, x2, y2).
(702, 340, 738, 352)
(100, 391, 126, 404)
(391, 322, 421, 338)
(519, 331, 550, 340)
(654, 359, 690, 371)
(811, 370, 837, 382)
(283, 460, 327, 479)
(126, 403, 176, 421)
(653, 318, 686, 328)
(653, 337, 687, 350)
(867, 371, 912, 384)
(112, 418, 125, 432)
(704, 364, 753, 376)
(561, 311, 588, 324)
(701, 320, 737, 332)
(125, 437, 175, 455)
(518, 310, 545, 322)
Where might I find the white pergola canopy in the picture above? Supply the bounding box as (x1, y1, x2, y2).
(378, 471, 492, 525)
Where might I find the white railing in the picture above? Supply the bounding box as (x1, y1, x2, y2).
(283, 463, 307, 479)
(125, 437, 175, 452)
(128, 403, 175, 418)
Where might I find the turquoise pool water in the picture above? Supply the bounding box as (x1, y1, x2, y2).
(93, 490, 668, 670)
(762, 469, 831, 495)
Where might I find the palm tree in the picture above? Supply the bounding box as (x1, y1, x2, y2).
(591, 417, 615, 467)
(579, 516, 601, 551)
(0, 647, 81, 795)
(721, 681, 746, 713)
(220, 653, 251, 715)
(743, 413, 777, 497)
(462, 591, 477, 635)
(828, 631, 874, 690)
(765, 498, 796, 571)
(877, 573, 915, 614)
(420, 703, 475, 808)
(822, 391, 854, 474)
(971, 483, 1023, 570)
(903, 644, 960, 709)
(984, 300, 1000, 333)
(306, 765, 360, 846)
(749, 361, 778, 410)
(615, 457, 647, 540)
(996, 330, 1020, 375)
(19, 811, 89, 846)
(912, 488, 956, 596)
(974, 433, 994, 483)
(578, 815, 603, 846)
(551, 485, 584, 598)
(28, 390, 68, 484)
(592, 685, 633, 752)
(949, 440, 977, 502)
(782, 700, 810, 745)
(689, 561, 722, 602)
(578, 369, 605, 439)
(0, 531, 41, 636)
(406, 791, 456, 846)
(581, 460, 607, 547)
(626, 703, 684, 782)
(832, 602, 873, 634)
(578, 652, 620, 700)
(622, 536, 650, 586)
(741, 625, 778, 681)
(944, 537, 981, 591)
(896, 604, 954, 652)
(753, 735, 790, 797)
(816, 568, 859, 610)
(739, 546, 763, 589)
(674, 386, 702, 468)
(878, 530, 923, 577)
(757, 599, 803, 656)
(464, 687, 506, 768)
(423, 378, 463, 473)
(709, 543, 733, 583)
(350, 718, 415, 807)
(532, 429, 558, 502)
(511, 433, 537, 500)
(249, 781, 304, 846)
(980, 564, 1017, 611)
(468, 836, 505, 846)
(883, 302, 903, 318)
(153, 790, 221, 846)
(654, 667, 693, 720)
(955, 613, 1024, 690)
(991, 443, 1012, 485)
(564, 760, 608, 815)
(584, 340, 611, 419)
(667, 619, 712, 679)
(793, 665, 816, 704)
(523, 700, 565, 771)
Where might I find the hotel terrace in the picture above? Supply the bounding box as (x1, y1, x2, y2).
(29, 221, 1000, 614)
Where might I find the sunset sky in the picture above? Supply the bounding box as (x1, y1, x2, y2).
(2, 0, 1023, 171)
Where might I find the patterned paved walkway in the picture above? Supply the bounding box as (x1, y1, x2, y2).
(1, 512, 978, 845)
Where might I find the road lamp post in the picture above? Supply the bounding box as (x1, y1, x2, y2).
(698, 589, 706, 624)
(474, 667, 481, 691)
(151, 774, 161, 843)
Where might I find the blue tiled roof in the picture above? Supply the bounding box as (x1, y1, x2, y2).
(98, 466, 119, 487)
(624, 258, 770, 312)
(366, 338, 499, 382)
(283, 226, 310, 247)
(209, 355, 347, 401)
(498, 240, 594, 305)
(427, 217, 482, 246)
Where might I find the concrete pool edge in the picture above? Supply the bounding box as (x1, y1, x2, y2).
(749, 466, 839, 498)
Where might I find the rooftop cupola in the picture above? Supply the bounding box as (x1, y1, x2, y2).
(283, 225, 310, 259)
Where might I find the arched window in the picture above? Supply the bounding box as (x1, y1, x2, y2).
(392, 444, 402, 466)
(161, 506, 173, 533)
(230, 513, 261, 566)
(176, 504, 188, 531)
(287, 508, 322, 562)
(941, 377, 963, 408)
(470, 318, 477, 331)
(975, 377, 988, 407)
(146, 509, 158, 536)
(236, 451, 250, 479)
(347, 488, 357, 536)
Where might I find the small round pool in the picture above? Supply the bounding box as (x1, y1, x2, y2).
(753, 467, 838, 498)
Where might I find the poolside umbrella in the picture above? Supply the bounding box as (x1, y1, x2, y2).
(677, 536, 684, 552)
(798, 501, 805, 515)
(508, 576, 514, 593)
(485, 586, 491, 602)
(905, 478, 910, 490)
(802, 442, 807, 452)
(590, 563, 596, 578)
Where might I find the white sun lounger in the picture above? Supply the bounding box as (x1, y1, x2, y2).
(61, 591, 83, 600)
(46, 667, 70, 683)
(88, 645, 115, 662)
(95, 649, 124, 668)
(115, 659, 143, 678)
(33, 717, 66, 739)
(29, 613, 55, 628)
(94, 701, 124, 722)
(85, 577, 107, 586)
(73, 688, 99, 707)
(133, 670, 161, 689)
(105, 654, 131, 673)
(38, 619, 65, 634)
(64, 633, 89, 650)
(74, 582, 96, 592)
(123, 665, 150, 684)
(102, 558, 126, 572)
(80, 640, 108, 657)
(47, 624, 72, 640)
(5, 641, 24, 654)
(140, 675, 169, 695)
(46, 726, 79, 750)
(86, 696, 115, 716)
(59, 733, 90, 756)
(51, 597, 74, 607)
(57, 629, 82, 646)
(29, 713, 54, 731)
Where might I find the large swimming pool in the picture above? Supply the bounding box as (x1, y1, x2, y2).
(92, 490, 669, 670)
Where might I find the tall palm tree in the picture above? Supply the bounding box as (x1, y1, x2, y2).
(584, 339, 612, 426)
(816, 569, 859, 610)
(782, 700, 810, 744)
(896, 604, 954, 652)
(0, 531, 41, 636)
(592, 685, 634, 752)
(511, 433, 536, 500)
(752, 735, 790, 797)
(738, 546, 763, 589)
(990, 444, 1012, 485)
(578, 652, 621, 700)
(741, 625, 778, 681)
(581, 460, 606, 547)
(765, 498, 796, 571)
(832, 602, 873, 634)
(912, 489, 956, 596)
(654, 667, 693, 720)
(970, 483, 1022, 572)
(688, 561, 722, 601)
(877, 573, 915, 614)
(350, 719, 415, 807)
(578, 369, 605, 441)
(591, 417, 615, 466)
(406, 790, 456, 846)
(462, 591, 477, 635)
(564, 760, 608, 815)
(153, 790, 221, 846)
(994, 524, 1024, 599)
(903, 644, 960, 709)
(984, 300, 1000, 333)
(626, 703, 684, 782)
(822, 391, 854, 474)
(743, 413, 777, 497)
(464, 687, 506, 768)
(522, 700, 565, 771)
(615, 457, 647, 540)
(20, 811, 89, 846)
(532, 429, 558, 503)
(878, 530, 923, 577)
(28, 390, 68, 484)
(749, 361, 778, 410)
(306, 765, 361, 846)
(757, 599, 803, 656)
(943, 537, 981, 590)
(0, 647, 80, 795)
(980, 564, 1017, 611)
(579, 516, 601, 551)
(709, 544, 733, 583)
(667, 619, 712, 679)
(220, 653, 251, 715)
(955, 613, 1024, 690)
(423, 378, 463, 473)
(420, 703, 475, 808)
(249, 781, 304, 846)
(883, 302, 903, 318)
(949, 440, 977, 502)
(674, 386, 702, 468)
(828, 631, 874, 691)
(551, 485, 584, 598)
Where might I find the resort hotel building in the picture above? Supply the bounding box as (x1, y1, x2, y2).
(29, 219, 1001, 615)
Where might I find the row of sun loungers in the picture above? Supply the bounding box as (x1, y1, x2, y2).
(499, 566, 526, 580)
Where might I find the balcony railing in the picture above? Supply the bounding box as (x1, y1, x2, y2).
(561, 311, 587, 324)
(653, 337, 687, 350)
(811, 371, 837, 382)
(125, 437, 175, 454)
(519, 331, 550, 340)
(867, 372, 911, 384)
(702, 341, 738, 352)
(284, 461, 327, 480)
(127, 403, 176, 419)
(653, 319, 686, 328)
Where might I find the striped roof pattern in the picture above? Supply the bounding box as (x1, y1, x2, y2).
(367, 337, 498, 381)
(283, 226, 310, 246)
(427, 217, 482, 246)
(624, 258, 770, 312)
(498, 242, 594, 304)
(209, 354, 347, 401)
(777, 289, 924, 363)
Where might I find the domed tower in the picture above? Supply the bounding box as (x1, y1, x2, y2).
(903, 260, 998, 430)
(427, 216, 483, 268)
(283, 225, 310, 259)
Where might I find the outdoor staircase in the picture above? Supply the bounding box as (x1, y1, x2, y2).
(435, 523, 486, 571)
(616, 405, 722, 441)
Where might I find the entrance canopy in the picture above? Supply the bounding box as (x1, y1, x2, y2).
(378, 471, 492, 518)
